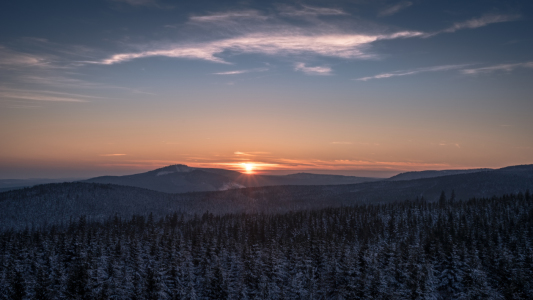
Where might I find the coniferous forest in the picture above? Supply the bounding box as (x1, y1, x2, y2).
(1, 192, 532, 299)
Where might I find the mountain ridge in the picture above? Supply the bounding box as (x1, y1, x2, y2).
(84, 164, 378, 193)
(1, 164, 532, 230)
(387, 168, 492, 181)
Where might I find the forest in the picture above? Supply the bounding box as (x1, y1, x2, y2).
(2, 164, 533, 231)
(1, 191, 532, 299)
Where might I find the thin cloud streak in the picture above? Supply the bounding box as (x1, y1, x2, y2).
(462, 62, 533, 75)
(278, 5, 347, 17)
(100, 154, 127, 157)
(97, 155, 457, 174)
(444, 14, 520, 32)
(213, 67, 268, 75)
(193, 158, 452, 172)
(190, 10, 267, 23)
(331, 142, 353, 145)
(110, 0, 170, 9)
(0, 46, 49, 69)
(0, 88, 95, 102)
(357, 64, 468, 81)
(97, 31, 423, 65)
(14, 75, 156, 96)
(234, 151, 271, 156)
(294, 63, 332, 75)
(378, 1, 413, 17)
(424, 14, 521, 37)
(178, 153, 454, 172)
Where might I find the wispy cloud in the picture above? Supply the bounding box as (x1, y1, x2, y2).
(378, 1, 413, 17)
(97, 31, 423, 65)
(0, 88, 96, 102)
(173, 151, 454, 172)
(278, 5, 347, 17)
(233, 151, 271, 157)
(213, 67, 268, 75)
(234, 152, 252, 156)
(110, 0, 169, 8)
(100, 154, 127, 157)
(12, 74, 155, 96)
(0, 46, 49, 69)
(462, 62, 533, 75)
(0, 43, 157, 104)
(438, 142, 461, 148)
(331, 141, 353, 145)
(0, 39, 111, 72)
(356, 64, 467, 81)
(190, 10, 267, 23)
(433, 14, 521, 35)
(99, 153, 456, 173)
(195, 158, 451, 172)
(294, 63, 332, 75)
(92, 10, 516, 76)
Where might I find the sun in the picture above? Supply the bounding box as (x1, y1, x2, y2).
(243, 163, 254, 174)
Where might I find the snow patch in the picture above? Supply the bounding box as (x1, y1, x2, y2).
(157, 171, 175, 176)
(156, 165, 195, 176)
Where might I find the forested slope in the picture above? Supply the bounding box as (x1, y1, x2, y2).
(85, 165, 376, 194)
(1, 165, 532, 230)
(1, 194, 532, 299)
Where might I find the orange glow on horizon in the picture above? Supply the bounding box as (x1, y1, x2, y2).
(242, 163, 254, 174)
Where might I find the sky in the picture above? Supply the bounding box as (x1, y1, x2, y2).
(0, 0, 532, 179)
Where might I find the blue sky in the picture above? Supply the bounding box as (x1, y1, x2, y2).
(0, 0, 532, 178)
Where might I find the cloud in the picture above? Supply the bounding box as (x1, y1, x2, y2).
(0, 43, 155, 103)
(213, 67, 268, 75)
(112, 156, 456, 174)
(194, 158, 451, 172)
(234, 151, 270, 156)
(3, 104, 42, 109)
(172, 152, 453, 173)
(189, 10, 267, 23)
(97, 31, 423, 65)
(437, 142, 461, 148)
(234, 152, 252, 156)
(378, 1, 413, 17)
(92, 10, 516, 74)
(100, 154, 127, 156)
(294, 63, 332, 75)
(278, 5, 347, 17)
(436, 14, 521, 35)
(462, 62, 533, 75)
(110, 0, 169, 8)
(331, 142, 353, 145)
(0, 88, 96, 102)
(0, 46, 49, 69)
(356, 64, 467, 81)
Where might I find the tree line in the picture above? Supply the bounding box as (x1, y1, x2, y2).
(1, 191, 532, 299)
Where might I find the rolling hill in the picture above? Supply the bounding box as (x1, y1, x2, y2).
(84, 164, 378, 193)
(1, 164, 532, 230)
(387, 168, 492, 181)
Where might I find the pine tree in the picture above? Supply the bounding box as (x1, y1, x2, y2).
(9, 269, 26, 300)
(66, 261, 90, 299)
(34, 266, 51, 300)
(205, 264, 227, 299)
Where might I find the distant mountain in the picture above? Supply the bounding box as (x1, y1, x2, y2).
(1, 164, 532, 230)
(388, 168, 492, 181)
(0, 178, 82, 193)
(84, 164, 377, 193)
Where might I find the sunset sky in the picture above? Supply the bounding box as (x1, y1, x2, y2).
(1, 0, 532, 179)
